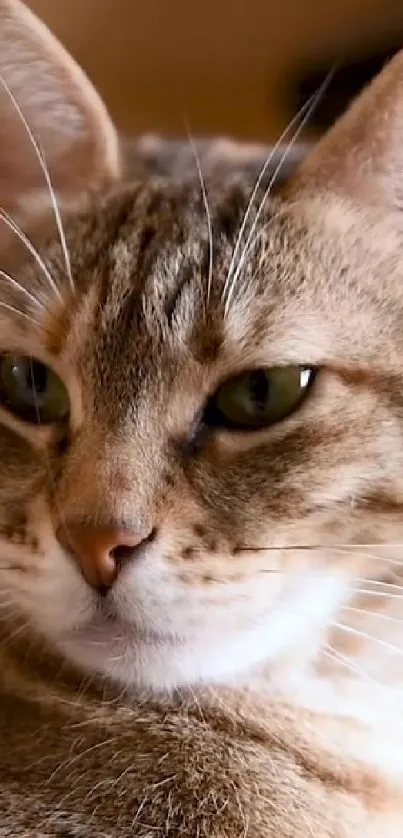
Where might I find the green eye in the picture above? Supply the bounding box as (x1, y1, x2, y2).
(205, 366, 314, 431)
(0, 355, 70, 424)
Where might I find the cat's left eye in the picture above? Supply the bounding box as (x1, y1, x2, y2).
(0, 355, 70, 424)
(204, 365, 315, 431)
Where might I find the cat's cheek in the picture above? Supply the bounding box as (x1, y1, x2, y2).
(24, 551, 94, 637)
(0, 498, 90, 636)
(0, 540, 94, 638)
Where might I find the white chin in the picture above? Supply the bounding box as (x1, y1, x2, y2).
(55, 617, 267, 692)
(57, 624, 187, 692)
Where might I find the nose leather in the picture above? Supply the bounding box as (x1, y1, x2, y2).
(60, 525, 144, 591)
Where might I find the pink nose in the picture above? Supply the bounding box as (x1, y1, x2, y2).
(58, 524, 146, 592)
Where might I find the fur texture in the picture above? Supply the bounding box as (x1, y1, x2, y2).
(1, 0, 403, 835)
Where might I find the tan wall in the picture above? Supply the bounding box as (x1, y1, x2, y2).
(28, 0, 403, 141)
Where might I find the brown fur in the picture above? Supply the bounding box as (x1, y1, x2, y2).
(2, 645, 403, 837)
(1, 1, 403, 835)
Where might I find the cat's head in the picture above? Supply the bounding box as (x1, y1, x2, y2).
(1, 0, 403, 692)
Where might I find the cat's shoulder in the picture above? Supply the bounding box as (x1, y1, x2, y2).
(1, 674, 402, 837)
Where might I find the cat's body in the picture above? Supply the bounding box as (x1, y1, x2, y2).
(1, 1, 403, 835)
(3, 639, 403, 838)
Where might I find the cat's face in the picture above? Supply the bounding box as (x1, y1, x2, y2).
(2, 0, 403, 692)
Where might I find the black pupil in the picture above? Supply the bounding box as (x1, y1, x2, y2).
(27, 361, 47, 396)
(249, 370, 269, 412)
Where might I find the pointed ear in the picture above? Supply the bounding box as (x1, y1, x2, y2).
(0, 0, 120, 218)
(289, 51, 403, 209)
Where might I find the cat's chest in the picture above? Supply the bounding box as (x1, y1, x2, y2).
(284, 598, 403, 748)
(251, 573, 403, 743)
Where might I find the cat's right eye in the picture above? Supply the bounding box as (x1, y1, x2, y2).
(203, 365, 314, 431)
(0, 355, 70, 424)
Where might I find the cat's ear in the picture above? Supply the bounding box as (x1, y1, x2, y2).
(0, 0, 119, 217)
(290, 51, 403, 209)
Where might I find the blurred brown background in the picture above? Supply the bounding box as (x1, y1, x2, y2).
(27, 0, 403, 141)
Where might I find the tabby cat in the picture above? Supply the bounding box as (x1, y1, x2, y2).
(1, 1, 403, 835)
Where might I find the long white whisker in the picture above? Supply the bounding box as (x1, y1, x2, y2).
(352, 578, 403, 591)
(350, 544, 403, 550)
(235, 215, 277, 274)
(188, 133, 214, 308)
(321, 643, 375, 682)
(223, 92, 317, 306)
(332, 621, 403, 657)
(352, 556, 403, 567)
(224, 69, 334, 313)
(351, 589, 403, 600)
(0, 300, 37, 324)
(331, 546, 403, 566)
(240, 543, 403, 555)
(0, 620, 30, 649)
(0, 268, 45, 310)
(342, 605, 403, 623)
(0, 74, 74, 291)
(0, 208, 61, 301)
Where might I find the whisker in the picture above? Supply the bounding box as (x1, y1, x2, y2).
(342, 605, 403, 623)
(327, 547, 403, 567)
(237, 545, 319, 552)
(236, 215, 277, 271)
(321, 643, 375, 682)
(350, 589, 403, 600)
(329, 548, 403, 566)
(0, 267, 45, 311)
(354, 556, 403, 567)
(0, 619, 30, 650)
(384, 569, 403, 586)
(238, 544, 403, 556)
(222, 90, 318, 306)
(0, 74, 74, 292)
(331, 621, 403, 657)
(0, 208, 61, 301)
(224, 68, 335, 313)
(187, 133, 214, 308)
(351, 578, 403, 591)
(0, 300, 38, 324)
(0, 598, 21, 617)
